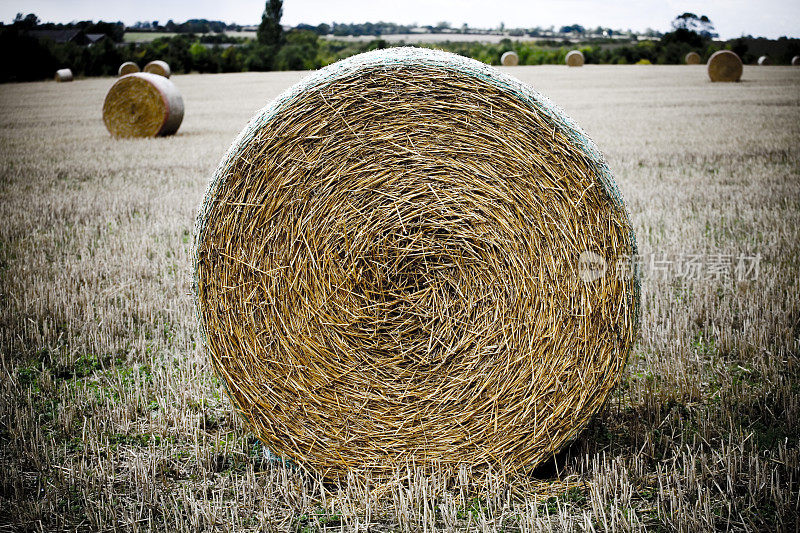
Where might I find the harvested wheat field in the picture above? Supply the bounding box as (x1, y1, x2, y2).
(1, 65, 799, 531)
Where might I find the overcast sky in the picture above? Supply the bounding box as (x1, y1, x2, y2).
(1, 0, 798, 39)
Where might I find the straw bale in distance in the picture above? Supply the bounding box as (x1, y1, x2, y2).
(566, 50, 584, 67)
(118, 61, 139, 76)
(194, 47, 639, 480)
(102, 72, 183, 138)
(143, 60, 171, 78)
(707, 50, 743, 82)
(793, 56, 800, 66)
(685, 52, 701, 65)
(757, 56, 770, 66)
(54, 68, 73, 82)
(501, 51, 519, 66)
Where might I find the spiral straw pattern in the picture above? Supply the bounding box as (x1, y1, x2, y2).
(102, 73, 184, 138)
(194, 47, 639, 479)
(566, 51, 585, 67)
(143, 60, 171, 78)
(501, 51, 519, 66)
(118, 61, 139, 77)
(708, 50, 743, 82)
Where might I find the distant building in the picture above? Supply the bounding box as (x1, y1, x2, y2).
(28, 29, 88, 44)
(26, 29, 107, 46)
(85, 33, 107, 44)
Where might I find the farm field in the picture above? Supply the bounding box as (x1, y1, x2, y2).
(121, 31, 573, 44)
(123, 31, 258, 43)
(122, 31, 180, 43)
(321, 33, 558, 44)
(1, 65, 799, 531)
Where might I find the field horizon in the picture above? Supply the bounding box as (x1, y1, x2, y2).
(1, 65, 798, 531)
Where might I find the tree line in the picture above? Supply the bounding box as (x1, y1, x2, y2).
(6, 13, 125, 42)
(129, 19, 241, 34)
(1, 7, 798, 83)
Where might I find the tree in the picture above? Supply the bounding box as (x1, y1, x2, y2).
(560, 24, 585, 35)
(671, 13, 718, 39)
(220, 46, 243, 72)
(258, 0, 283, 46)
(13, 13, 39, 29)
(730, 37, 748, 59)
(271, 29, 320, 70)
(189, 42, 211, 72)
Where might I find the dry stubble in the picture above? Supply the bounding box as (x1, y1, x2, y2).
(0, 65, 798, 531)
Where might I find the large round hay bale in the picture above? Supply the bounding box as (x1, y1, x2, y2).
(793, 56, 800, 66)
(102, 72, 184, 138)
(566, 50, 584, 67)
(707, 50, 743, 82)
(757, 55, 770, 65)
(54, 68, 73, 82)
(143, 60, 171, 78)
(685, 51, 701, 65)
(118, 61, 139, 76)
(194, 47, 639, 479)
(500, 51, 519, 66)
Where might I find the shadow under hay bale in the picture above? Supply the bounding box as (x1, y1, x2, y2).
(143, 60, 171, 78)
(501, 51, 519, 66)
(118, 62, 139, 76)
(566, 50, 584, 67)
(102, 72, 183, 138)
(685, 52, 701, 65)
(194, 47, 640, 481)
(55, 68, 73, 82)
(708, 50, 743, 82)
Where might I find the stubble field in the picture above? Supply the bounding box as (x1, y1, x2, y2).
(0, 64, 798, 531)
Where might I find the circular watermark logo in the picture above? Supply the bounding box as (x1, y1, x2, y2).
(579, 251, 607, 282)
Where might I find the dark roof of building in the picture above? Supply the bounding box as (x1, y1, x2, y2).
(28, 29, 86, 44)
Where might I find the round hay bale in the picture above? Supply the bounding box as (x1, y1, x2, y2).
(685, 51, 701, 65)
(757, 55, 770, 66)
(793, 56, 800, 66)
(500, 51, 519, 66)
(54, 68, 73, 82)
(102, 72, 184, 138)
(707, 50, 743, 82)
(143, 60, 171, 78)
(118, 61, 139, 76)
(194, 47, 639, 479)
(566, 50, 584, 67)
